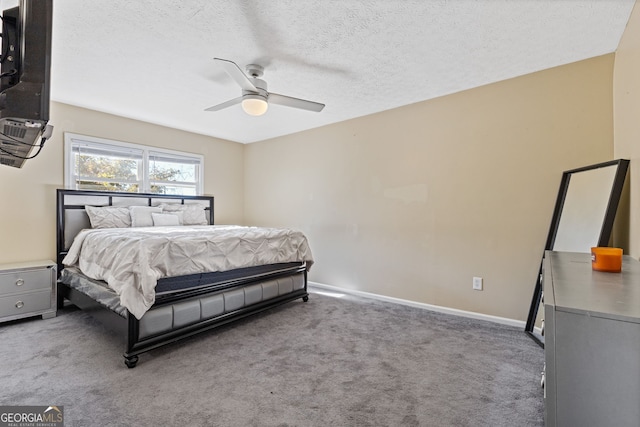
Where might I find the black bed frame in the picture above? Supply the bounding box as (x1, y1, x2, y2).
(56, 189, 309, 368)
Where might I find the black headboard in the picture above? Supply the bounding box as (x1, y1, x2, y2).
(56, 189, 214, 273)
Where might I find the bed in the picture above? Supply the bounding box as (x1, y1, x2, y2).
(56, 189, 313, 368)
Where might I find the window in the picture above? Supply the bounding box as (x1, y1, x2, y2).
(64, 133, 203, 195)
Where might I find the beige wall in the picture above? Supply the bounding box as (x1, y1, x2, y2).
(614, 1, 640, 258)
(0, 102, 245, 264)
(244, 55, 615, 321)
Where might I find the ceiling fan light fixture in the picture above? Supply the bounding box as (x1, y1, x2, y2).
(205, 58, 324, 115)
(241, 95, 268, 116)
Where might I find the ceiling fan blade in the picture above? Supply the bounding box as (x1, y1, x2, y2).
(213, 58, 257, 92)
(268, 93, 325, 112)
(204, 96, 243, 112)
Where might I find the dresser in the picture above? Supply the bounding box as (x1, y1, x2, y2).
(0, 260, 57, 323)
(543, 251, 640, 427)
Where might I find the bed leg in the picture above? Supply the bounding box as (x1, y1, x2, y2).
(302, 295, 309, 302)
(56, 284, 66, 310)
(124, 355, 139, 369)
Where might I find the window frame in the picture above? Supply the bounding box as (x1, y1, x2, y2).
(64, 132, 204, 195)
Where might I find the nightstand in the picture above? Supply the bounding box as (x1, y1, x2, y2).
(0, 260, 57, 323)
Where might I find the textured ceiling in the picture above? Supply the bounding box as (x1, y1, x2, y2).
(47, 0, 635, 144)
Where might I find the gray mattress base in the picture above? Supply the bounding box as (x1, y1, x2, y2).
(60, 267, 305, 340)
(138, 273, 305, 339)
(60, 266, 308, 368)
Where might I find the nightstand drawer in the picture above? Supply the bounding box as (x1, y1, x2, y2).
(0, 268, 53, 294)
(0, 290, 52, 317)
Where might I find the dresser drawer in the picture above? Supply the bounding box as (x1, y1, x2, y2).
(0, 268, 53, 294)
(0, 290, 52, 317)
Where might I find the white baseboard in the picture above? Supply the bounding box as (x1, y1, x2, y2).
(308, 281, 529, 329)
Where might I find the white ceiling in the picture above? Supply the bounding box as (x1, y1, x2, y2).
(48, 0, 635, 144)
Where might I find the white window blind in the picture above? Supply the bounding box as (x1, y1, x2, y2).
(64, 133, 203, 195)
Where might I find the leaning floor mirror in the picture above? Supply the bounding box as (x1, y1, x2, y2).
(525, 159, 629, 347)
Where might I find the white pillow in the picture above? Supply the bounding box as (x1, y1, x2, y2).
(151, 212, 181, 227)
(158, 203, 208, 225)
(85, 205, 131, 228)
(129, 206, 162, 227)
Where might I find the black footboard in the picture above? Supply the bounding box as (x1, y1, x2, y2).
(59, 265, 308, 368)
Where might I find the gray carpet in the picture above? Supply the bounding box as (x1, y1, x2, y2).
(0, 287, 544, 426)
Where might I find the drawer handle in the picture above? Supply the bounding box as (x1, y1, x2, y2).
(15, 301, 24, 309)
(15, 279, 24, 286)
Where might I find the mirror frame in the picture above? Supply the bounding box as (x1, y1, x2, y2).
(525, 159, 629, 347)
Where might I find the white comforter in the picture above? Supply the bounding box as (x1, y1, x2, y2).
(62, 225, 314, 319)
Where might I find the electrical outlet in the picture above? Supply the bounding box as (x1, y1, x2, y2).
(473, 276, 483, 291)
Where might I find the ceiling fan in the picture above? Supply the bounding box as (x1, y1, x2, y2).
(205, 58, 325, 116)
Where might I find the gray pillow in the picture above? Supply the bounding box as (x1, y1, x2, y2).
(158, 204, 208, 225)
(85, 205, 132, 228)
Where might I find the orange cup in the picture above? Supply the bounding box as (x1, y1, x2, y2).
(591, 247, 623, 273)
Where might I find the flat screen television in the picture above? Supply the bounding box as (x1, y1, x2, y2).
(0, 0, 53, 168)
